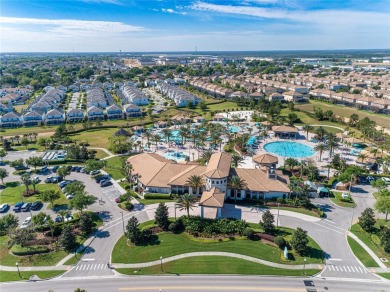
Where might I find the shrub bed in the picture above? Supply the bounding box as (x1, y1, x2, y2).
(181, 216, 247, 237)
(143, 194, 172, 200)
(11, 245, 49, 256)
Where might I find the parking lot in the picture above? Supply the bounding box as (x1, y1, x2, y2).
(0, 165, 122, 226)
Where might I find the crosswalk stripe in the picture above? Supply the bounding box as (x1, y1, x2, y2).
(341, 266, 346, 272)
(346, 266, 351, 272)
(350, 266, 356, 272)
(334, 266, 339, 271)
(358, 267, 363, 273)
(363, 268, 368, 273)
(75, 265, 79, 271)
(99, 264, 104, 269)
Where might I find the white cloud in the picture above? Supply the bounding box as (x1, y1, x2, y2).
(78, 0, 126, 5)
(161, 8, 187, 15)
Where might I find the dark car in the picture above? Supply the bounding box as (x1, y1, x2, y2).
(52, 166, 59, 172)
(21, 202, 32, 212)
(75, 166, 82, 172)
(95, 175, 110, 183)
(44, 176, 53, 183)
(358, 176, 368, 184)
(13, 202, 24, 212)
(31, 201, 43, 210)
(100, 180, 112, 187)
(71, 166, 77, 171)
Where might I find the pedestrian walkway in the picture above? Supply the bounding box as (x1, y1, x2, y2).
(74, 263, 108, 271)
(113, 251, 323, 270)
(326, 264, 369, 273)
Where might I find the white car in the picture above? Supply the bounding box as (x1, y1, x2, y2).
(0, 203, 9, 213)
(20, 217, 32, 229)
(381, 177, 390, 185)
(64, 214, 74, 222)
(66, 194, 74, 199)
(367, 176, 375, 183)
(341, 193, 350, 199)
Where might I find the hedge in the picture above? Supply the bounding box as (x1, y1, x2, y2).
(11, 245, 49, 256)
(143, 193, 172, 199)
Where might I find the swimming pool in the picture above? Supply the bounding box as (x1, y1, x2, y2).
(264, 141, 315, 158)
(228, 125, 241, 133)
(163, 151, 188, 161)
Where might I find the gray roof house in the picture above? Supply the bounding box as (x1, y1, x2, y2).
(87, 106, 104, 120)
(67, 108, 84, 123)
(1, 112, 21, 128)
(106, 104, 123, 120)
(45, 109, 64, 125)
(23, 111, 43, 126)
(123, 104, 142, 118)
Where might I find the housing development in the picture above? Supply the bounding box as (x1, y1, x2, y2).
(1, 1, 390, 292)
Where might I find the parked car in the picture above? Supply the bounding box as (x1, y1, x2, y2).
(90, 170, 100, 176)
(95, 175, 110, 183)
(39, 166, 48, 174)
(100, 180, 112, 187)
(20, 217, 32, 229)
(80, 168, 86, 173)
(51, 176, 62, 183)
(52, 165, 59, 172)
(31, 201, 43, 210)
(358, 176, 368, 184)
(66, 194, 74, 199)
(21, 202, 32, 212)
(32, 176, 41, 183)
(13, 202, 24, 212)
(342, 193, 350, 199)
(0, 203, 9, 213)
(381, 177, 390, 185)
(367, 176, 375, 183)
(115, 197, 119, 203)
(55, 216, 62, 223)
(64, 214, 74, 222)
(58, 180, 72, 188)
(75, 166, 82, 172)
(45, 176, 54, 183)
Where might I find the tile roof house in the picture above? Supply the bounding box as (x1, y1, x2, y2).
(127, 152, 290, 218)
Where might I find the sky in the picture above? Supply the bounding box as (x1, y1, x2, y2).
(0, 0, 389, 52)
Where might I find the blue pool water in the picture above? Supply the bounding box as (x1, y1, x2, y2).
(247, 136, 258, 146)
(163, 151, 188, 161)
(228, 125, 241, 133)
(264, 141, 315, 158)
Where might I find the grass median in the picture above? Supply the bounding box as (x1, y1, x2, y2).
(0, 270, 65, 282)
(329, 191, 356, 208)
(347, 236, 379, 267)
(112, 230, 323, 266)
(116, 256, 321, 276)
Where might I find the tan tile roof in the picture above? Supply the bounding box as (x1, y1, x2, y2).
(272, 125, 299, 133)
(231, 168, 290, 193)
(168, 165, 207, 186)
(204, 152, 232, 179)
(252, 153, 278, 165)
(199, 187, 225, 208)
(148, 163, 191, 188)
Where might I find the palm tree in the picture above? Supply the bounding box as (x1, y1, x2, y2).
(152, 134, 161, 151)
(314, 143, 327, 161)
(161, 128, 171, 143)
(315, 126, 327, 140)
(202, 151, 212, 165)
(185, 175, 204, 196)
(21, 173, 31, 193)
(358, 153, 367, 164)
(231, 154, 244, 168)
(299, 160, 307, 178)
(177, 193, 196, 218)
(58, 209, 70, 223)
(228, 175, 248, 203)
(144, 131, 152, 147)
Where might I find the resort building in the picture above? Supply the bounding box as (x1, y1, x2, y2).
(127, 152, 290, 208)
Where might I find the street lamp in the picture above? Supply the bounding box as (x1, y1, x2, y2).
(16, 262, 21, 278)
(276, 203, 280, 228)
(302, 258, 306, 275)
(160, 256, 164, 272)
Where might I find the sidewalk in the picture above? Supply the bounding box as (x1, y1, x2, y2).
(348, 232, 388, 269)
(0, 265, 70, 272)
(113, 251, 324, 270)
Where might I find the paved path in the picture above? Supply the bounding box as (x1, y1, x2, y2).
(113, 251, 323, 270)
(348, 231, 388, 269)
(0, 265, 69, 272)
(88, 147, 115, 158)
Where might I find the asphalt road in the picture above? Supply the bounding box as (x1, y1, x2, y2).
(1, 275, 389, 292)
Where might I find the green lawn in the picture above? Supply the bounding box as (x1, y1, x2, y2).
(297, 100, 390, 129)
(280, 108, 346, 129)
(93, 149, 110, 159)
(0, 236, 68, 267)
(0, 182, 66, 207)
(347, 236, 379, 267)
(68, 128, 118, 148)
(329, 191, 356, 208)
(0, 270, 65, 282)
(351, 223, 390, 268)
(104, 156, 129, 180)
(116, 256, 321, 276)
(377, 273, 390, 280)
(269, 206, 321, 218)
(111, 231, 323, 266)
(312, 126, 343, 134)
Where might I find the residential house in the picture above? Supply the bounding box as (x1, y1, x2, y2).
(87, 106, 104, 121)
(45, 109, 64, 125)
(0, 112, 21, 128)
(106, 104, 123, 120)
(67, 108, 84, 123)
(123, 104, 142, 118)
(22, 111, 43, 126)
